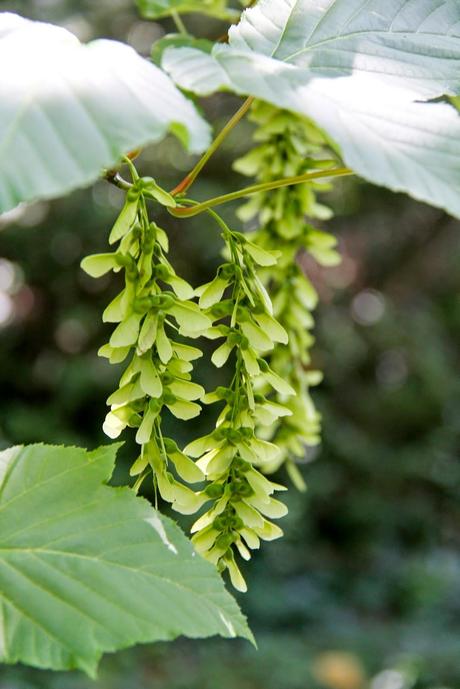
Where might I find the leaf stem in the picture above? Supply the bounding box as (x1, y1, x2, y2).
(169, 167, 354, 217)
(104, 170, 132, 191)
(171, 10, 188, 36)
(170, 97, 254, 196)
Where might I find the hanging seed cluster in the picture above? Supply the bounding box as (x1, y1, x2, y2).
(233, 101, 341, 490)
(82, 104, 342, 590)
(81, 175, 211, 515)
(82, 171, 292, 591)
(188, 223, 293, 591)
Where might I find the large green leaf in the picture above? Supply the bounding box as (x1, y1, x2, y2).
(163, 0, 460, 218)
(137, 0, 239, 20)
(0, 13, 211, 214)
(0, 443, 252, 676)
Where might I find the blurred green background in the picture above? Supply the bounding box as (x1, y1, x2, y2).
(1, 1, 460, 688)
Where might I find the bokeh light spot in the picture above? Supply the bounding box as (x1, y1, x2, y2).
(351, 289, 385, 325)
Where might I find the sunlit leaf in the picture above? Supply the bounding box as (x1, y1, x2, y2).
(163, 0, 460, 218)
(0, 443, 252, 676)
(0, 13, 210, 213)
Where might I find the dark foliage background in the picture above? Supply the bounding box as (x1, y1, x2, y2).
(0, 1, 459, 688)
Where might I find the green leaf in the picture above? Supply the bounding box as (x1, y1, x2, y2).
(0, 443, 252, 676)
(0, 13, 210, 213)
(137, 0, 239, 20)
(151, 34, 214, 67)
(163, 0, 460, 218)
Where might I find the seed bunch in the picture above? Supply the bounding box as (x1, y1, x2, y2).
(82, 107, 343, 591)
(188, 222, 292, 590)
(82, 173, 210, 513)
(234, 101, 341, 489)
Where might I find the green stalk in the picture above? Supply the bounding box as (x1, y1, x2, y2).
(171, 10, 188, 35)
(169, 167, 354, 217)
(170, 97, 254, 196)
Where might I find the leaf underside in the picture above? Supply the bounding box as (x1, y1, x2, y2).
(0, 12, 211, 214)
(163, 0, 460, 218)
(0, 443, 252, 677)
